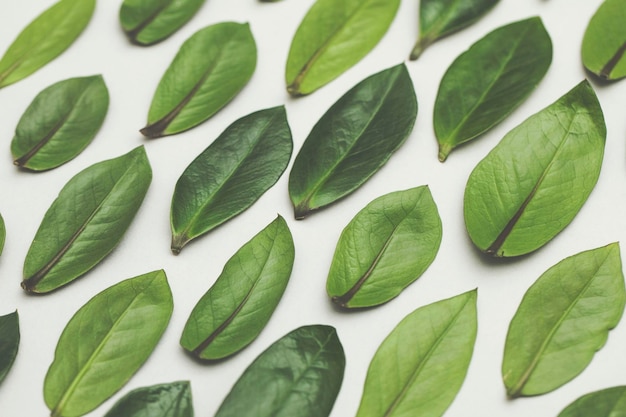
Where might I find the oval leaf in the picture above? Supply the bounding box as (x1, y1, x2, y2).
(180, 215, 294, 360)
(22, 146, 152, 293)
(463, 80, 606, 257)
(44, 270, 173, 417)
(215, 325, 345, 417)
(356, 290, 478, 417)
(0, 0, 95, 88)
(411, 0, 499, 59)
(558, 386, 626, 417)
(120, 0, 207, 46)
(582, 0, 626, 81)
(141, 22, 257, 138)
(103, 381, 193, 417)
(327, 186, 442, 308)
(0, 213, 5, 256)
(502, 243, 626, 398)
(11, 75, 110, 171)
(288, 64, 417, 219)
(435, 17, 552, 161)
(0, 311, 19, 385)
(285, 0, 400, 96)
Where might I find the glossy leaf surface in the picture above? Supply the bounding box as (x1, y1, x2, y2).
(170, 107, 292, 253)
(215, 325, 345, 417)
(120, 0, 206, 45)
(356, 290, 477, 417)
(558, 386, 626, 417)
(464, 81, 605, 257)
(582, 0, 626, 80)
(0, 0, 95, 88)
(435, 17, 552, 161)
(142, 22, 256, 137)
(327, 186, 442, 308)
(503, 244, 625, 398)
(22, 146, 152, 293)
(44, 270, 173, 417)
(285, 0, 400, 96)
(11, 75, 109, 171)
(0, 311, 19, 385)
(0, 213, 5, 256)
(103, 381, 193, 417)
(288, 64, 417, 219)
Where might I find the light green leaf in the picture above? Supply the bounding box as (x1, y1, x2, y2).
(22, 146, 152, 293)
(120, 0, 207, 46)
(215, 325, 345, 417)
(503, 244, 626, 398)
(285, 0, 400, 96)
(0, 311, 19, 385)
(558, 386, 626, 417)
(356, 290, 478, 417)
(435, 17, 552, 161)
(44, 270, 173, 417)
(463, 80, 605, 257)
(141, 22, 256, 137)
(0, 0, 95, 88)
(0, 213, 5, 257)
(103, 381, 193, 417)
(170, 106, 292, 253)
(327, 186, 442, 308)
(11, 75, 109, 171)
(582, 0, 626, 80)
(288, 64, 417, 219)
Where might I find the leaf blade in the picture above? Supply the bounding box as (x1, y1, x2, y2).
(0, 311, 19, 385)
(582, 0, 626, 80)
(103, 381, 193, 417)
(558, 386, 626, 417)
(0, 213, 5, 257)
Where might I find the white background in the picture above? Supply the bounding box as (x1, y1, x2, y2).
(1, 0, 626, 416)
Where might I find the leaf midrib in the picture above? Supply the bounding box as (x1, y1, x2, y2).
(125, 0, 172, 40)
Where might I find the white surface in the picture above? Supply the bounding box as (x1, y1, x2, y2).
(1, 0, 625, 416)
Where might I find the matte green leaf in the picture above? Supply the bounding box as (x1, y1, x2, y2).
(170, 106, 292, 253)
(22, 146, 152, 293)
(356, 290, 478, 417)
(411, 0, 499, 60)
(120, 0, 207, 46)
(435, 17, 552, 161)
(11, 75, 109, 171)
(215, 325, 345, 417)
(0, 213, 5, 257)
(327, 186, 442, 308)
(141, 22, 256, 137)
(285, 0, 400, 96)
(558, 386, 626, 417)
(0, 0, 95, 88)
(0, 311, 19, 385)
(103, 381, 193, 417)
(502, 243, 626, 398)
(288, 64, 417, 219)
(582, 0, 626, 80)
(463, 80, 605, 257)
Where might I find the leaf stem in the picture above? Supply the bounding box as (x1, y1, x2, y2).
(410, 37, 433, 61)
(438, 143, 453, 162)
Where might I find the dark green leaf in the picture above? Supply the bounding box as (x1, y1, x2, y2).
(288, 64, 417, 219)
(0, 213, 5, 257)
(0, 311, 19, 385)
(327, 186, 442, 308)
(582, 0, 626, 80)
(103, 381, 193, 417)
(22, 146, 152, 293)
(503, 244, 625, 398)
(170, 106, 292, 253)
(464, 80, 606, 257)
(435, 17, 552, 161)
(215, 325, 345, 417)
(558, 386, 626, 417)
(141, 22, 256, 137)
(44, 270, 173, 417)
(11, 75, 109, 171)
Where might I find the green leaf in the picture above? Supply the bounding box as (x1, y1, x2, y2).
(327, 186, 442, 308)
(44, 270, 173, 417)
(0, 311, 19, 385)
(411, 0, 499, 60)
(502, 244, 626, 398)
(356, 290, 478, 417)
(11, 75, 110, 171)
(582, 0, 626, 80)
(285, 0, 400, 96)
(0, 0, 95, 88)
(288, 64, 417, 219)
(103, 381, 193, 417)
(558, 386, 626, 417)
(435, 17, 552, 161)
(463, 80, 606, 257)
(180, 215, 294, 360)
(0, 213, 5, 257)
(21, 146, 152, 293)
(120, 0, 207, 46)
(141, 22, 256, 137)
(215, 325, 345, 417)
